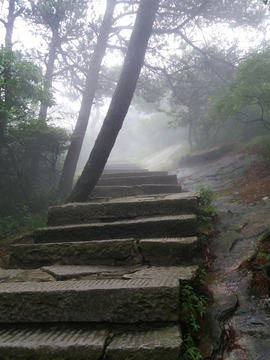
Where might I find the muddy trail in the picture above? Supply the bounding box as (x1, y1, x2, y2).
(175, 146, 270, 359)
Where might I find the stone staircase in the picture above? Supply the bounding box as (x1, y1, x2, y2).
(91, 170, 182, 198)
(0, 170, 201, 360)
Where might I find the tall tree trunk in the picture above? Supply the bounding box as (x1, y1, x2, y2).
(38, 32, 58, 121)
(5, 0, 15, 48)
(66, 0, 160, 203)
(58, 0, 117, 197)
(27, 31, 58, 195)
(0, 0, 24, 151)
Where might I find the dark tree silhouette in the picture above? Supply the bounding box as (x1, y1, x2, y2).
(66, 0, 160, 203)
(58, 0, 117, 197)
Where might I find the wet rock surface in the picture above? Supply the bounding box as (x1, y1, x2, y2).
(176, 148, 270, 359)
(207, 198, 270, 360)
(176, 151, 257, 192)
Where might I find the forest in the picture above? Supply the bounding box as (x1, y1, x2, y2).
(0, 0, 270, 234)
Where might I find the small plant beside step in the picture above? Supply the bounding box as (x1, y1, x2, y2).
(179, 184, 217, 359)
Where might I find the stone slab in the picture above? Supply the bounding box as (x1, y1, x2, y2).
(40, 265, 198, 282)
(34, 215, 197, 243)
(0, 278, 180, 323)
(9, 239, 142, 269)
(102, 164, 147, 174)
(139, 237, 199, 266)
(105, 326, 182, 360)
(91, 185, 143, 198)
(48, 192, 199, 226)
(101, 171, 167, 178)
(97, 174, 178, 186)
(0, 268, 24, 282)
(42, 264, 146, 281)
(91, 184, 182, 199)
(4, 269, 56, 283)
(0, 324, 108, 360)
(121, 265, 198, 281)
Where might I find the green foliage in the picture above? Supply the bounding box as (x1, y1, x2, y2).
(179, 336, 202, 360)
(208, 47, 270, 132)
(197, 267, 207, 287)
(165, 44, 237, 148)
(237, 135, 270, 174)
(180, 281, 209, 336)
(196, 184, 217, 246)
(0, 45, 54, 120)
(197, 183, 217, 217)
(0, 46, 69, 216)
(197, 183, 214, 208)
(179, 279, 209, 359)
(257, 251, 270, 261)
(0, 207, 47, 239)
(0, 118, 69, 215)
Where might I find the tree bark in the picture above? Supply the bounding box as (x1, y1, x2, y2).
(58, 0, 117, 197)
(38, 31, 58, 121)
(0, 0, 24, 151)
(28, 29, 58, 194)
(66, 0, 160, 203)
(5, 0, 15, 48)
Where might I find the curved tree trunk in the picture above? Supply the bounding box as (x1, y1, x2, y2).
(58, 0, 117, 197)
(66, 0, 160, 203)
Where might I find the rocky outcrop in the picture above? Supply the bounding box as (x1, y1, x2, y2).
(179, 144, 234, 166)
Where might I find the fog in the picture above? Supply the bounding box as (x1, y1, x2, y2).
(1, 0, 270, 214)
(75, 99, 189, 174)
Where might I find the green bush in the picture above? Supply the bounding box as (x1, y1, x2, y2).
(0, 207, 47, 239)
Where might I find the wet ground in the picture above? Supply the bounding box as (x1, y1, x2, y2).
(175, 149, 270, 360)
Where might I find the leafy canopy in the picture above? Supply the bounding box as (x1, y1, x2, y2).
(0, 45, 54, 121)
(207, 47, 270, 131)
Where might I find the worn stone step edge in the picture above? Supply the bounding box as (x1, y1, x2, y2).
(0, 277, 180, 323)
(100, 171, 168, 178)
(106, 325, 182, 360)
(9, 237, 199, 269)
(0, 324, 181, 360)
(0, 325, 109, 360)
(40, 264, 198, 282)
(48, 192, 199, 226)
(33, 215, 197, 243)
(90, 184, 182, 199)
(97, 174, 178, 186)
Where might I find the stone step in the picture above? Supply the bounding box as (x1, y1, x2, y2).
(0, 324, 109, 360)
(102, 163, 146, 174)
(48, 192, 199, 226)
(0, 324, 182, 360)
(32, 215, 197, 244)
(105, 325, 182, 360)
(9, 239, 143, 268)
(0, 277, 180, 323)
(91, 184, 182, 199)
(3, 264, 198, 283)
(9, 237, 199, 269)
(39, 264, 198, 282)
(97, 174, 178, 186)
(100, 171, 168, 178)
